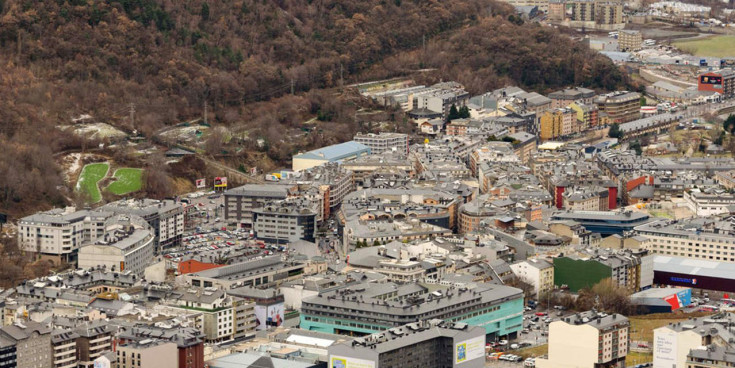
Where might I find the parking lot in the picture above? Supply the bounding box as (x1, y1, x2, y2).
(484, 307, 572, 367)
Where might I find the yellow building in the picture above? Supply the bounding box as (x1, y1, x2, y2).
(619, 30, 642, 51)
(539, 110, 563, 141)
(539, 108, 575, 141)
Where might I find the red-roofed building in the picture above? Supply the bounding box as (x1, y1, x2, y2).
(178, 260, 223, 275)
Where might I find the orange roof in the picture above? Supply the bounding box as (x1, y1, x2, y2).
(178, 259, 224, 274)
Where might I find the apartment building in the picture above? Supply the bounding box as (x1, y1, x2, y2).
(716, 170, 735, 190)
(509, 258, 554, 297)
(181, 256, 306, 290)
(78, 216, 156, 275)
(536, 312, 629, 368)
(224, 184, 297, 228)
(0, 335, 15, 368)
(507, 132, 537, 163)
(115, 340, 177, 368)
(654, 313, 735, 368)
(18, 208, 112, 263)
(595, 2, 624, 26)
(570, 0, 595, 21)
(328, 319, 486, 368)
(687, 346, 735, 368)
(340, 188, 461, 232)
(619, 30, 642, 51)
(568, 101, 599, 130)
(539, 108, 575, 141)
(562, 187, 609, 211)
(635, 217, 735, 263)
(300, 282, 524, 338)
(343, 219, 454, 253)
(51, 330, 78, 368)
(411, 83, 470, 120)
(547, 87, 596, 108)
(117, 325, 205, 368)
(469, 143, 520, 177)
(354, 132, 409, 155)
(618, 113, 679, 142)
(169, 288, 256, 344)
(595, 91, 641, 124)
(101, 199, 184, 252)
(0, 321, 52, 368)
(548, 0, 566, 21)
(251, 199, 317, 244)
(76, 321, 114, 367)
(284, 162, 355, 213)
(684, 189, 735, 217)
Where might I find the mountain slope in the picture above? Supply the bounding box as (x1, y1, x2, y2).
(0, 0, 628, 216)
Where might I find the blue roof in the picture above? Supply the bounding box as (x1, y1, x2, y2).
(294, 141, 371, 161)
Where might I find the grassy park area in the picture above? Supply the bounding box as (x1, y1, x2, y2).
(106, 168, 143, 195)
(76, 162, 109, 203)
(674, 35, 735, 58)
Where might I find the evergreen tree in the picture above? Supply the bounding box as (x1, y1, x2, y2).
(447, 104, 460, 121)
(725, 115, 735, 134)
(459, 105, 470, 118)
(201, 3, 210, 21)
(608, 123, 622, 139)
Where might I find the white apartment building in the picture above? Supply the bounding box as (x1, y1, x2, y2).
(536, 312, 629, 368)
(509, 258, 554, 297)
(18, 208, 112, 263)
(354, 132, 409, 155)
(77, 216, 156, 275)
(635, 217, 735, 263)
(169, 288, 256, 344)
(684, 189, 735, 217)
(653, 313, 735, 368)
(101, 199, 184, 251)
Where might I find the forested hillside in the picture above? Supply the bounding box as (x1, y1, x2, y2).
(0, 0, 628, 216)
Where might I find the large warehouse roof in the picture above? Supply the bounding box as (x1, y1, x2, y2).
(654, 256, 735, 280)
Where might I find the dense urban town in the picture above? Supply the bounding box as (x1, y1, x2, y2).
(2, 0, 735, 368)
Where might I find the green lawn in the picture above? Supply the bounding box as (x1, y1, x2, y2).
(106, 168, 143, 195)
(76, 163, 109, 203)
(674, 35, 735, 58)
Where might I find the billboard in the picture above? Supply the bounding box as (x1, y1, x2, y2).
(195, 178, 206, 188)
(254, 302, 284, 330)
(455, 335, 485, 364)
(701, 75, 723, 85)
(329, 355, 375, 368)
(214, 177, 228, 188)
(653, 328, 677, 368)
(663, 288, 692, 311)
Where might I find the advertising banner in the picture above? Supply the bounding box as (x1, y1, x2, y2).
(195, 178, 206, 188)
(329, 355, 375, 368)
(455, 335, 485, 364)
(214, 177, 228, 188)
(653, 329, 677, 368)
(701, 75, 723, 85)
(254, 302, 284, 330)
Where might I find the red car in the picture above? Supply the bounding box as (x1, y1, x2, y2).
(535, 312, 547, 316)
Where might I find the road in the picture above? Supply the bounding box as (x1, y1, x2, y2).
(199, 156, 265, 184)
(681, 100, 735, 119)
